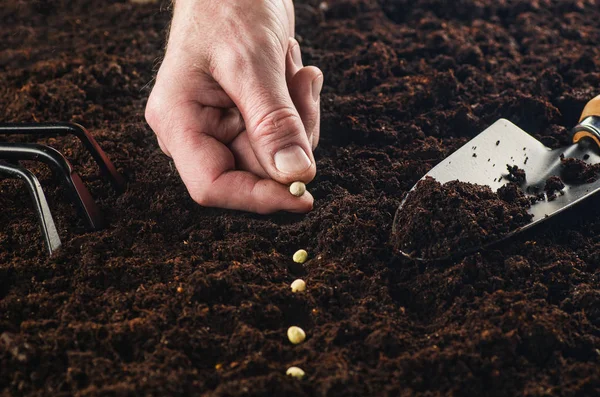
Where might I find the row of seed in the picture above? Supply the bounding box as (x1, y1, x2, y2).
(286, 183, 308, 379)
(285, 248, 309, 379)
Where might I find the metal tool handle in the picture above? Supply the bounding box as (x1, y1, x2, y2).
(0, 161, 62, 255)
(0, 143, 104, 230)
(572, 95, 600, 148)
(0, 122, 126, 192)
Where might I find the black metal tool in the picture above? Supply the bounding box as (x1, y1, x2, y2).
(0, 161, 62, 255)
(0, 122, 124, 255)
(0, 142, 104, 230)
(0, 122, 126, 192)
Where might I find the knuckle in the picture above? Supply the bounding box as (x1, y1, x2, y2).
(189, 186, 213, 207)
(227, 47, 251, 73)
(226, 34, 280, 67)
(212, 24, 283, 70)
(251, 107, 304, 146)
(254, 31, 284, 55)
(156, 137, 170, 157)
(221, 2, 246, 23)
(144, 95, 160, 129)
(211, 44, 250, 82)
(145, 93, 173, 154)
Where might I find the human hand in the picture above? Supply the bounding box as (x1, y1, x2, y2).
(145, 0, 323, 214)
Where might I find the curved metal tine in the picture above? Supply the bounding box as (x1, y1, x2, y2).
(0, 143, 105, 230)
(0, 122, 125, 192)
(0, 161, 62, 255)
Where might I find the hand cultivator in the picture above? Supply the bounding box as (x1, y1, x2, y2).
(0, 123, 125, 255)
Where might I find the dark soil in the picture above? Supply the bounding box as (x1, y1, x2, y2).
(544, 175, 565, 201)
(506, 164, 526, 184)
(560, 154, 600, 184)
(393, 177, 532, 259)
(2, 0, 600, 395)
(545, 176, 565, 193)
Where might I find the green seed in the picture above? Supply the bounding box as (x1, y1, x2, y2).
(287, 326, 306, 344)
(293, 249, 308, 264)
(290, 279, 306, 293)
(289, 181, 306, 197)
(286, 366, 305, 379)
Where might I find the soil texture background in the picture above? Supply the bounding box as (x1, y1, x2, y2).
(2, 0, 600, 395)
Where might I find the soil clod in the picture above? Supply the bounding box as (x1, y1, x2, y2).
(560, 155, 600, 184)
(506, 164, 526, 184)
(544, 176, 565, 201)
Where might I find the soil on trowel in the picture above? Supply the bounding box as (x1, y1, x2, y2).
(560, 155, 600, 184)
(393, 177, 532, 259)
(506, 164, 526, 184)
(544, 175, 565, 201)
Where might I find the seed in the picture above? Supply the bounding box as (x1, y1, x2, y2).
(293, 249, 308, 264)
(290, 279, 306, 293)
(286, 366, 305, 379)
(289, 181, 306, 197)
(287, 326, 306, 344)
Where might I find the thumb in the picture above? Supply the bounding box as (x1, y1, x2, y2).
(214, 43, 316, 184)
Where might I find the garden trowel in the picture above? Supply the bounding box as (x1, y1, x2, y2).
(393, 95, 600, 261)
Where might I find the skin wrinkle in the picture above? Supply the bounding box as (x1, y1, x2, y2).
(147, 95, 191, 143)
(201, 107, 245, 143)
(235, 72, 288, 128)
(182, 134, 233, 183)
(231, 36, 288, 108)
(228, 132, 269, 178)
(263, 3, 290, 56)
(248, 178, 266, 212)
(282, 0, 295, 33)
(253, 110, 307, 164)
(263, 26, 288, 61)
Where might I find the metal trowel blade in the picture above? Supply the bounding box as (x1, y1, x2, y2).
(393, 118, 600, 260)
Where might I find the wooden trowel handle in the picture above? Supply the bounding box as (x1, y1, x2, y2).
(572, 95, 600, 148)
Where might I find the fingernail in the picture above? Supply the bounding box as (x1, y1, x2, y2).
(274, 145, 311, 174)
(291, 44, 303, 69)
(312, 75, 323, 102)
